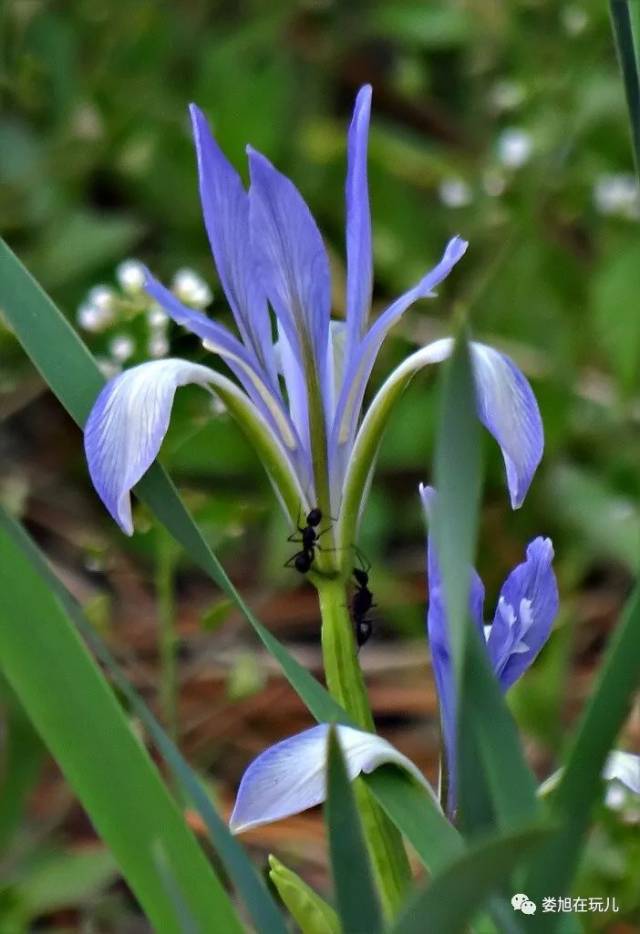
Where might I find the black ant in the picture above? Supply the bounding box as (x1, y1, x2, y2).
(285, 507, 327, 574)
(351, 552, 376, 648)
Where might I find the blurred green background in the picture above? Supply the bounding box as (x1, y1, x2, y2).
(1, 0, 640, 930)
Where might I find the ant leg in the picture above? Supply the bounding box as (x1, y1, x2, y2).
(284, 552, 303, 569)
(352, 544, 371, 573)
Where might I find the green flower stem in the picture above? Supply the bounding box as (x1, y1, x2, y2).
(316, 576, 411, 917)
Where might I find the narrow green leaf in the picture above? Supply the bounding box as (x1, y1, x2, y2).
(390, 825, 550, 934)
(363, 767, 464, 873)
(0, 505, 289, 934)
(13, 848, 118, 922)
(0, 522, 242, 934)
(325, 727, 384, 934)
(433, 333, 482, 680)
(268, 855, 340, 934)
(610, 0, 640, 176)
(525, 585, 640, 927)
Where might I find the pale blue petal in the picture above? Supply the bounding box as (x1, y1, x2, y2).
(470, 344, 543, 509)
(486, 537, 558, 690)
(332, 238, 467, 457)
(230, 723, 433, 833)
(84, 359, 217, 535)
(247, 147, 331, 397)
(345, 85, 373, 360)
(603, 751, 640, 796)
(189, 105, 277, 383)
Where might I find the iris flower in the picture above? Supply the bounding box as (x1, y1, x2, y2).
(84, 87, 542, 563)
(420, 484, 558, 815)
(227, 487, 558, 833)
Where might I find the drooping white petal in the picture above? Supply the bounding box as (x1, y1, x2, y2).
(84, 359, 305, 535)
(229, 724, 434, 834)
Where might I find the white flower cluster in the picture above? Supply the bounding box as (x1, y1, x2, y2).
(76, 259, 213, 376)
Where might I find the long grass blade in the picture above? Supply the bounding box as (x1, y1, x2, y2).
(389, 824, 550, 934)
(0, 505, 289, 934)
(525, 584, 640, 927)
(0, 520, 242, 934)
(610, 0, 640, 175)
(325, 728, 384, 934)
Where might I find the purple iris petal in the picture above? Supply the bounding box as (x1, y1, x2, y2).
(84, 359, 216, 535)
(470, 344, 543, 509)
(229, 723, 431, 833)
(486, 537, 558, 690)
(333, 237, 468, 456)
(144, 270, 300, 455)
(420, 484, 485, 813)
(247, 147, 331, 393)
(189, 105, 277, 384)
(345, 85, 373, 361)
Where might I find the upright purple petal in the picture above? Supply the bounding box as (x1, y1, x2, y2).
(189, 105, 277, 383)
(84, 359, 217, 535)
(332, 237, 467, 456)
(486, 537, 558, 690)
(345, 85, 373, 360)
(144, 271, 300, 456)
(470, 344, 543, 509)
(247, 147, 331, 391)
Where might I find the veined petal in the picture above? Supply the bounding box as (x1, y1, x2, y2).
(486, 537, 558, 690)
(144, 270, 300, 456)
(84, 359, 306, 536)
(247, 147, 331, 390)
(337, 338, 542, 560)
(332, 237, 467, 456)
(345, 85, 373, 361)
(189, 105, 277, 383)
(229, 723, 433, 834)
(471, 344, 543, 509)
(85, 360, 219, 535)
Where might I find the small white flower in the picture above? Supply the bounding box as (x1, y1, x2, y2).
(593, 174, 640, 220)
(146, 304, 168, 328)
(562, 6, 588, 36)
(87, 285, 116, 312)
(497, 128, 533, 169)
(109, 334, 136, 363)
(173, 268, 213, 308)
(438, 178, 472, 208)
(490, 80, 526, 113)
(77, 302, 111, 333)
(148, 334, 170, 358)
(116, 259, 146, 294)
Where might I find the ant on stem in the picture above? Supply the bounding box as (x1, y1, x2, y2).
(351, 549, 376, 648)
(285, 507, 331, 574)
